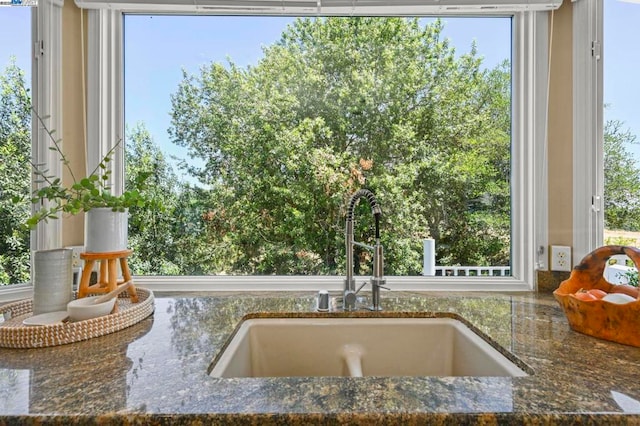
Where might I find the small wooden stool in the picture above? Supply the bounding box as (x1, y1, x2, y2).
(78, 250, 139, 307)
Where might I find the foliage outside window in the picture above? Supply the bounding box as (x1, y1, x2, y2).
(604, 120, 640, 231)
(0, 59, 31, 285)
(124, 16, 512, 277)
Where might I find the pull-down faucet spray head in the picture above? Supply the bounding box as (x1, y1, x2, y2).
(344, 189, 385, 311)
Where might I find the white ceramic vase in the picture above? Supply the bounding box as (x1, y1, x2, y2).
(85, 208, 129, 253)
(33, 248, 73, 315)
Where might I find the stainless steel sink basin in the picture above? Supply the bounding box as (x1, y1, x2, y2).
(209, 316, 529, 378)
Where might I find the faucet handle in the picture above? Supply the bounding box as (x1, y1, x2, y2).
(343, 289, 357, 310)
(371, 277, 389, 291)
(355, 281, 368, 294)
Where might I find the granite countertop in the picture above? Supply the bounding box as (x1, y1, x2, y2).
(1, 289, 640, 425)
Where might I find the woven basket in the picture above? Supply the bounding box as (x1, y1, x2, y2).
(0, 287, 154, 349)
(553, 245, 640, 347)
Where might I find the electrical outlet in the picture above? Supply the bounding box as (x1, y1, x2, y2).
(66, 245, 85, 268)
(551, 245, 572, 272)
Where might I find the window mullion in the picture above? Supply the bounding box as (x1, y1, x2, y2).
(87, 9, 124, 196)
(572, 0, 603, 264)
(32, 0, 64, 251)
(510, 11, 547, 289)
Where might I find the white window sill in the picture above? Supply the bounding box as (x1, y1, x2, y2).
(133, 275, 533, 292)
(1, 276, 533, 304)
(0, 284, 34, 304)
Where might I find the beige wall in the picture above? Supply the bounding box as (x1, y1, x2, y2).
(61, 2, 87, 247)
(547, 1, 574, 249)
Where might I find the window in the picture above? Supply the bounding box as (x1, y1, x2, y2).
(123, 15, 513, 277)
(0, 0, 63, 300)
(599, 0, 640, 283)
(85, 4, 551, 291)
(603, 0, 640, 244)
(0, 6, 32, 286)
(0, 2, 562, 297)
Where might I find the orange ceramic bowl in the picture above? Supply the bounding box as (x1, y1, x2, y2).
(553, 245, 640, 347)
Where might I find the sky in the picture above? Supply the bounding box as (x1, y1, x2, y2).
(0, 8, 31, 77)
(603, 1, 640, 152)
(1, 3, 640, 165)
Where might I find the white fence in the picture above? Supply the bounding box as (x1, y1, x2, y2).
(434, 266, 511, 277)
(422, 239, 510, 277)
(423, 240, 639, 280)
(604, 255, 637, 285)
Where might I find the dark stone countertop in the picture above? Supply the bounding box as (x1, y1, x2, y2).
(1, 290, 640, 425)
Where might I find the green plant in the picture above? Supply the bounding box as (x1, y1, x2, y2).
(622, 269, 639, 287)
(14, 111, 149, 230)
(604, 235, 637, 246)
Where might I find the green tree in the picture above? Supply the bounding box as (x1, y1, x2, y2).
(126, 123, 195, 274)
(604, 119, 640, 231)
(169, 17, 511, 275)
(0, 58, 31, 284)
(126, 123, 220, 275)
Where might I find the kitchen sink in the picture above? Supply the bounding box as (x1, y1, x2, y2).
(208, 316, 529, 378)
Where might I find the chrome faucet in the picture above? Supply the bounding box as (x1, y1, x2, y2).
(343, 189, 388, 311)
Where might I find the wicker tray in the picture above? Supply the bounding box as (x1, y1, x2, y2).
(553, 245, 640, 347)
(0, 287, 154, 349)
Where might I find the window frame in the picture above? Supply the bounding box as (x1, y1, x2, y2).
(572, 0, 603, 265)
(85, 9, 549, 292)
(32, 0, 65, 253)
(0, 0, 63, 302)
